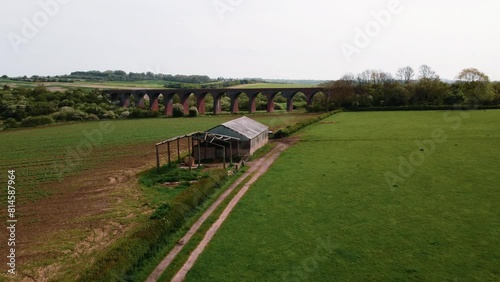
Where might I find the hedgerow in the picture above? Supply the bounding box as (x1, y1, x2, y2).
(78, 169, 228, 281)
(273, 110, 342, 139)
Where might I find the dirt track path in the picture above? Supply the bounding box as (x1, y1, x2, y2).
(146, 142, 290, 282)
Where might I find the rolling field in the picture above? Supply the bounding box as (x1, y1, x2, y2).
(0, 79, 312, 91)
(185, 110, 500, 281)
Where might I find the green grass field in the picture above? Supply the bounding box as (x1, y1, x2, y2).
(185, 110, 500, 281)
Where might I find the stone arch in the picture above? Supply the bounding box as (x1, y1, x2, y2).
(244, 91, 262, 113)
(131, 90, 148, 109)
(146, 92, 161, 112)
(210, 91, 226, 115)
(305, 90, 324, 107)
(223, 91, 246, 114)
(262, 90, 281, 113)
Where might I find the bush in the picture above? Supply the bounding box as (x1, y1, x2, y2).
(129, 108, 160, 119)
(2, 118, 18, 129)
(51, 107, 89, 121)
(88, 114, 100, 121)
(188, 106, 198, 117)
(20, 115, 54, 127)
(101, 110, 117, 120)
(119, 111, 130, 119)
(58, 99, 75, 107)
(172, 103, 184, 117)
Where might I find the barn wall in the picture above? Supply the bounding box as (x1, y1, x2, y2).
(249, 130, 269, 155)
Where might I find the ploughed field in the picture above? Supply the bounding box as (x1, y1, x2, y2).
(185, 110, 500, 281)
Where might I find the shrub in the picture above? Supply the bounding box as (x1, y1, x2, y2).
(101, 110, 117, 120)
(2, 118, 18, 129)
(51, 107, 89, 121)
(274, 103, 284, 111)
(172, 103, 184, 117)
(188, 106, 198, 117)
(20, 115, 54, 127)
(58, 99, 75, 107)
(88, 114, 100, 121)
(129, 108, 160, 119)
(119, 111, 130, 119)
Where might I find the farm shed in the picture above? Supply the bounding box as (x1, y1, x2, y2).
(205, 116, 269, 157)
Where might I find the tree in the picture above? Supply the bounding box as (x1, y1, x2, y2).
(418, 65, 438, 80)
(396, 66, 415, 83)
(322, 76, 356, 109)
(456, 68, 489, 82)
(456, 68, 495, 104)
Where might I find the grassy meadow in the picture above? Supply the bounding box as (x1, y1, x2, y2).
(185, 110, 500, 281)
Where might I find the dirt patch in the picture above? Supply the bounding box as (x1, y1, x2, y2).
(0, 143, 164, 281)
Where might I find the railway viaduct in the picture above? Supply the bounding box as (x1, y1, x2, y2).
(105, 87, 326, 116)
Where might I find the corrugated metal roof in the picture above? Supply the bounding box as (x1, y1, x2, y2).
(219, 116, 268, 139)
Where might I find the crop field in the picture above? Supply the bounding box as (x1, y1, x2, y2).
(0, 112, 321, 280)
(0, 113, 316, 200)
(185, 110, 500, 281)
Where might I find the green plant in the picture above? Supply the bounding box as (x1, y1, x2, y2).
(20, 115, 54, 127)
(188, 106, 198, 117)
(172, 104, 184, 117)
(2, 118, 18, 129)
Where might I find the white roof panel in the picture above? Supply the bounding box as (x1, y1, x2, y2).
(219, 116, 268, 139)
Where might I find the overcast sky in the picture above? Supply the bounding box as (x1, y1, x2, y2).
(1, 0, 499, 81)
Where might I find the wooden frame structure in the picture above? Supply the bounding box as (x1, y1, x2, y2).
(155, 132, 240, 172)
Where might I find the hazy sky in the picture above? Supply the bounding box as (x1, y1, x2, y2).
(1, 0, 499, 80)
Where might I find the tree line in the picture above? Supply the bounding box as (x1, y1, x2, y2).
(313, 66, 500, 111)
(3, 71, 264, 86)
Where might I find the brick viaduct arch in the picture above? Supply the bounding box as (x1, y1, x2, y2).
(106, 88, 325, 116)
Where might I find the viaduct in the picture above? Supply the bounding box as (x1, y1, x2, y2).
(105, 87, 326, 116)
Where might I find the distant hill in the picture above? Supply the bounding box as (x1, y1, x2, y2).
(263, 79, 327, 86)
